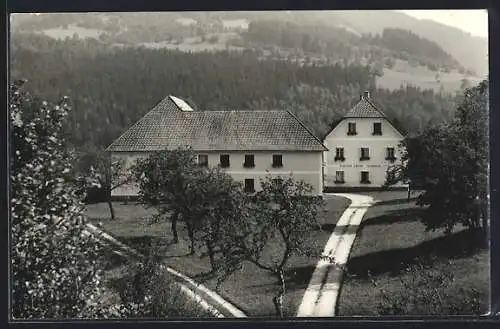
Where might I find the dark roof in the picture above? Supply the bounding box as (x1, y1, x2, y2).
(343, 97, 387, 119)
(106, 96, 327, 152)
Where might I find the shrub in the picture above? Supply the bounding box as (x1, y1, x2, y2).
(104, 241, 213, 318)
(375, 259, 484, 315)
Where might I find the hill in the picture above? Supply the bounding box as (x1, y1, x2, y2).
(10, 11, 487, 93)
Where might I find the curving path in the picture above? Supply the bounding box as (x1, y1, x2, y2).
(296, 193, 375, 317)
(85, 223, 247, 318)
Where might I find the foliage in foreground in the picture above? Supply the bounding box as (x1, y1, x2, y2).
(373, 259, 485, 315)
(386, 80, 489, 235)
(10, 80, 106, 318)
(102, 245, 213, 319)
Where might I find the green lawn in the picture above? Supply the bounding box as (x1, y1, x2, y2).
(337, 192, 489, 316)
(85, 195, 351, 317)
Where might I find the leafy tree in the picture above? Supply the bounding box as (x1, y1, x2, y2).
(132, 147, 204, 253)
(10, 80, 105, 318)
(211, 175, 324, 317)
(386, 80, 489, 237)
(187, 168, 247, 271)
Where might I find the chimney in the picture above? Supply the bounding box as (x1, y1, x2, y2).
(362, 91, 370, 100)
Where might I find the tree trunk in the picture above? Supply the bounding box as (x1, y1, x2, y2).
(481, 200, 489, 247)
(272, 270, 286, 318)
(107, 193, 115, 220)
(186, 220, 195, 255)
(171, 212, 179, 244)
(206, 239, 215, 271)
(407, 183, 411, 203)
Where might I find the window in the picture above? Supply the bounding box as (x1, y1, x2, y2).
(272, 154, 283, 168)
(373, 122, 382, 135)
(334, 148, 345, 161)
(220, 154, 230, 168)
(361, 171, 371, 184)
(272, 177, 283, 186)
(347, 122, 357, 135)
(244, 179, 255, 192)
(386, 147, 396, 162)
(243, 154, 255, 168)
(335, 171, 345, 184)
(360, 148, 370, 161)
(198, 154, 208, 167)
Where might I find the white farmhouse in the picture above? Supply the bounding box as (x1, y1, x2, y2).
(106, 95, 327, 198)
(323, 91, 407, 190)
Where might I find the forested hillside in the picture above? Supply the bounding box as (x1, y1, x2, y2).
(240, 21, 461, 73)
(11, 11, 487, 78)
(10, 33, 457, 169)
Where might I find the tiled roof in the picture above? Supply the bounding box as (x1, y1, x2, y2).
(321, 93, 405, 140)
(106, 95, 327, 152)
(343, 97, 387, 118)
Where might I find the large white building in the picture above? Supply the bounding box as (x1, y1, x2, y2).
(106, 95, 327, 197)
(323, 91, 406, 190)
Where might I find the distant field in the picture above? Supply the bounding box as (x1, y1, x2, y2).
(37, 24, 106, 39)
(221, 19, 249, 30)
(139, 33, 245, 53)
(377, 59, 483, 93)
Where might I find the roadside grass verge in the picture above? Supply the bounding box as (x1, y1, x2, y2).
(85, 195, 351, 317)
(337, 194, 489, 316)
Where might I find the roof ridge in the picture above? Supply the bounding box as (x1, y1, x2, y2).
(365, 98, 387, 118)
(105, 98, 171, 151)
(106, 96, 328, 152)
(192, 109, 287, 113)
(342, 97, 386, 119)
(286, 110, 328, 151)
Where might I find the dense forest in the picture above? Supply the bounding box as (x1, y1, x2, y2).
(240, 21, 462, 72)
(10, 33, 458, 169)
(364, 28, 461, 72)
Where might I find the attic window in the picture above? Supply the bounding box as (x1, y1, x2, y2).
(169, 95, 195, 112)
(347, 123, 357, 136)
(373, 122, 382, 135)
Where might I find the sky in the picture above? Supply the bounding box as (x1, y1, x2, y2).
(397, 10, 488, 38)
